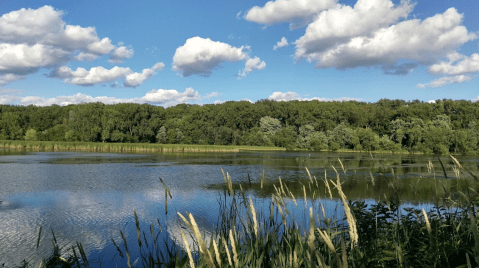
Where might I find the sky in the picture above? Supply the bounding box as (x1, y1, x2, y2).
(0, 0, 478, 107)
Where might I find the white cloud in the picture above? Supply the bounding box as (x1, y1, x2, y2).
(417, 75, 472, 88)
(16, 88, 203, 107)
(427, 100, 436, 103)
(236, 11, 242, 19)
(428, 53, 479, 75)
(273, 37, 289, 50)
(204, 92, 219, 99)
(50, 66, 132, 86)
(51, 62, 164, 87)
(0, 6, 137, 85)
(245, 0, 337, 25)
(293, 1, 476, 74)
(87, 37, 115, 54)
(473, 96, 479, 103)
(74, 52, 99, 62)
(139, 88, 201, 105)
(268, 91, 360, 102)
(0, 43, 70, 74)
(123, 62, 165, 87)
(0, 6, 115, 54)
(238, 57, 266, 78)
(296, 0, 413, 57)
(0, 73, 26, 85)
(173, 37, 253, 77)
(0, 94, 20, 104)
(109, 46, 134, 63)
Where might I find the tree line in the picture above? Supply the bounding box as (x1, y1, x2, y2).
(1, 98, 478, 154)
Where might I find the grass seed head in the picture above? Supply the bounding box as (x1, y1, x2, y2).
(422, 208, 432, 235)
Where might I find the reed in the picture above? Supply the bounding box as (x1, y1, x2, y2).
(0, 140, 285, 153)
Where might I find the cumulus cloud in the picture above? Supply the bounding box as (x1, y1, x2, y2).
(295, 0, 413, 57)
(0, 94, 20, 104)
(238, 57, 266, 78)
(172, 37, 265, 77)
(16, 88, 203, 107)
(109, 46, 134, 63)
(473, 96, 479, 103)
(50, 66, 132, 86)
(74, 52, 99, 62)
(273, 37, 289, 50)
(428, 53, 479, 76)
(139, 88, 200, 105)
(0, 6, 140, 85)
(417, 75, 472, 88)
(245, 0, 337, 25)
(0, 43, 70, 74)
(0, 6, 116, 55)
(295, 4, 476, 74)
(123, 62, 165, 87)
(0, 73, 26, 85)
(50, 62, 164, 87)
(268, 91, 360, 102)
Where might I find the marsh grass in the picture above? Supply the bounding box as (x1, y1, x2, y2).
(0, 140, 284, 153)
(14, 156, 479, 267)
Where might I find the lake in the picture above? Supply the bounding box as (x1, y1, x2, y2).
(0, 150, 477, 266)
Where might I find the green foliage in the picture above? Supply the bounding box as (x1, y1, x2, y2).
(327, 123, 354, 149)
(24, 129, 37, 141)
(0, 98, 479, 154)
(259, 116, 281, 135)
(156, 126, 167, 144)
(356, 128, 379, 152)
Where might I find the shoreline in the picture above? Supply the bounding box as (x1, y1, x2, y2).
(0, 140, 286, 153)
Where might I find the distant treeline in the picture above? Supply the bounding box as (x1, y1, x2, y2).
(0, 99, 478, 154)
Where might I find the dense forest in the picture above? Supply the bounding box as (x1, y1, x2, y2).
(0, 99, 478, 155)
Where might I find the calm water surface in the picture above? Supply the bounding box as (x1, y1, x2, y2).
(0, 150, 478, 266)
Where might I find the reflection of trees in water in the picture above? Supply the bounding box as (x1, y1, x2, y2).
(206, 173, 479, 204)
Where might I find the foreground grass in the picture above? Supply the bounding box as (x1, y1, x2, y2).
(0, 140, 285, 153)
(12, 157, 479, 267)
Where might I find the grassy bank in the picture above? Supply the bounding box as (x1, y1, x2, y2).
(0, 140, 285, 153)
(13, 157, 479, 267)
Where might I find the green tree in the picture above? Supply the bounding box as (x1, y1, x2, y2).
(378, 135, 401, 152)
(65, 130, 76, 141)
(327, 123, 354, 149)
(156, 126, 167, 144)
(309, 132, 328, 151)
(0, 112, 22, 140)
(356, 128, 379, 152)
(260, 116, 281, 135)
(274, 126, 297, 149)
(110, 130, 124, 142)
(24, 129, 37, 141)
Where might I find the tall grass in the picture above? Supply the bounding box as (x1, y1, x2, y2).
(14, 156, 479, 267)
(0, 140, 285, 153)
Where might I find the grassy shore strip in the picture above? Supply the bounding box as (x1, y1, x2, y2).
(291, 148, 422, 155)
(0, 140, 285, 153)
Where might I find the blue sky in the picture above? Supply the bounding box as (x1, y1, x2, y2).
(0, 0, 478, 106)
